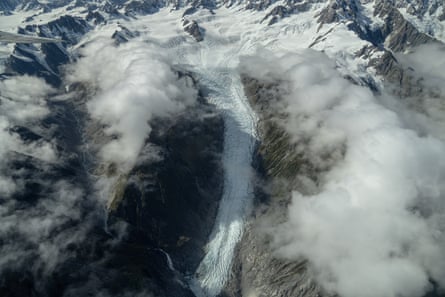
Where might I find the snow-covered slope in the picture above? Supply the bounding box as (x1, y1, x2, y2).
(1, 1, 444, 297)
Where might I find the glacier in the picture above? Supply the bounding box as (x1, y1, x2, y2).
(2, 1, 445, 297)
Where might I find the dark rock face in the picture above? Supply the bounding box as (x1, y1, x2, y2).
(124, 0, 164, 15)
(39, 15, 91, 45)
(86, 11, 107, 25)
(7, 43, 63, 86)
(0, 98, 104, 297)
(222, 75, 326, 297)
(183, 19, 204, 42)
(6, 15, 90, 86)
(262, 5, 289, 25)
(111, 102, 224, 272)
(374, 0, 437, 52)
(314, 0, 444, 100)
(1, 10, 226, 297)
(0, 70, 224, 297)
(0, 0, 22, 13)
(112, 25, 139, 44)
(261, 0, 313, 25)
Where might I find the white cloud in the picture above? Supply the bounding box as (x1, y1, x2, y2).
(381, 44, 445, 142)
(242, 49, 445, 297)
(66, 38, 197, 172)
(0, 74, 90, 278)
(0, 76, 57, 197)
(0, 75, 55, 123)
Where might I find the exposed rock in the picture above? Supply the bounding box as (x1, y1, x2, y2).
(112, 25, 139, 44)
(439, 9, 445, 21)
(5, 15, 91, 86)
(183, 19, 204, 42)
(86, 11, 106, 25)
(110, 90, 224, 273)
(262, 5, 289, 25)
(0, 0, 22, 13)
(124, 0, 164, 15)
(222, 75, 331, 297)
(374, 0, 437, 52)
(262, 1, 313, 25)
(6, 43, 63, 86)
(39, 15, 91, 45)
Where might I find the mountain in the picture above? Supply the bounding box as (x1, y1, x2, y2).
(0, 1, 444, 297)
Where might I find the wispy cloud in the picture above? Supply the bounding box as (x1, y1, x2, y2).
(66, 38, 197, 172)
(242, 49, 445, 297)
(0, 75, 88, 279)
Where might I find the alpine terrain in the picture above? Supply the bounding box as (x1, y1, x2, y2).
(0, 1, 444, 297)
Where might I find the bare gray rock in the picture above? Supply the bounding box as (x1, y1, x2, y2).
(183, 19, 204, 42)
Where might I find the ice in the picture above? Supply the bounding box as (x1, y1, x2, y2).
(0, 2, 387, 295)
(131, 8, 261, 296)
(190, 69, 258, 297)
(122, 5, 377, 296)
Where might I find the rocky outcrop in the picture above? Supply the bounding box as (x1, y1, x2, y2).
(85, 11, 106, 25)
(6, 15, 90, 86)
(0, 0, 22, 13)
(1, 12, 225, 297)
(110, 98, 224, 272)
(374, 0, 437, 52)
(183, 19, 204, 42)
(112, 25, 139, 44)
(261, 1, 313, 25)
(315, 0, 443, 99)
(124, 0, 164, 15)
(222, 75, 328, 297)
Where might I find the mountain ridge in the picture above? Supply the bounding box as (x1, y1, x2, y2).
(1, 1, 444, 297)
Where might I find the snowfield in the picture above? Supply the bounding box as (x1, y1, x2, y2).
(141, 9, 262, 296)
(3, 2, 444, 297)
(63, 5, 382, 296)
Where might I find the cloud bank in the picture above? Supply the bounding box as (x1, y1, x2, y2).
(0, 75, 57, 197)
(0, 75, 90, 279)
(242, 49, 445, 297)
(67, 38, 197, 172)
(384, 44, 445, 142)
(0, 40, 179, 295)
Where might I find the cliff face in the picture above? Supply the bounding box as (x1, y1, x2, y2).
(221, 75, 327, 297)
(1, 1, 445, 297)
(110, 99, 224, 273)
(0, 75, 224, 297)
(224, 1, 445, 292)
(0, 9, 225, 297)
(226, 65, 445, 297)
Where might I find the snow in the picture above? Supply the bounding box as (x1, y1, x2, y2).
(0, 5, 86, 69)
(111, 5, 382, 296)
(361, 1, 386, 31)
(399, 7, 445, 43)
(145, 9, 260, 296)
(0, 1, 394, 295)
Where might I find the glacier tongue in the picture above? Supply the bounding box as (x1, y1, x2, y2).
(190, 68, 258, 297)
(182, 36, 258, 297)
(136, 8, 262, 296)
(125, 5, 329, 296)
(130, 8, 263, 295)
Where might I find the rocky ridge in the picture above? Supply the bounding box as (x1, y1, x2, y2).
(1, 1, 445, 297)
(1, 6, 225, 297)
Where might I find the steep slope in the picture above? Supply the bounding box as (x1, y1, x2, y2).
(1, 1, 445, 297)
